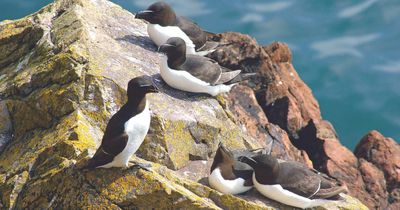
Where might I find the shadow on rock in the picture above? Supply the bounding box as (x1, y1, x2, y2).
(116, 35, 157, 52)
(150, 73, 211, 102)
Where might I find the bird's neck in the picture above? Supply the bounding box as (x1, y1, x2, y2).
(219, 163, 236, 180)
(167, 52, 186, 69)
(125, 94, 147, 114)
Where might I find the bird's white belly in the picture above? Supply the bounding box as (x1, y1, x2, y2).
(208, 168, 252, 195)
(160, 57, 234, 96)
(147, 24, 197, 54)
(100, 102, 151, 168)
(253, 174, 329, 209)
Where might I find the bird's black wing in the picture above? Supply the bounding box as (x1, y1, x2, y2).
(85, 115, 129, 169)
(276, 161, 322, 198)
(85, 132, 129, 169)
(178, 55, 221, 85)
(175, 16, 207, 49)
(232, 161, 254, 186)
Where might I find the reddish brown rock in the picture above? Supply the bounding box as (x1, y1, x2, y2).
(208, 32, 385, 208)
(358, 158, 389, 209)
(355, 130, 400, 208)
(263, 42, 292, 63)
(355, 131, 400, 192)
(226, 85, 312, 167)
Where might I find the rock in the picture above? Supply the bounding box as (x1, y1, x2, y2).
(358, 159, 388, 209)
(0, 102, 12, 153)
(355, 130, 400, 207)
(355, 131, 400, 192)
(263, 42, 292, 63)
(208, 32, 374, 207)
(226, 85, 312, 167)
(0, 0, 368, 209)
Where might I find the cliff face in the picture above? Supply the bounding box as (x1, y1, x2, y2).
(0, 0, 394, 209)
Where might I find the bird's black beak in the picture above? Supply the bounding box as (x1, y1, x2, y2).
(147, 83, 159, 93)
(238, 156, 257, 167)
(140, 81, 159, 93)
(218, 142, 233, 158)
(158, 44, 174, 53)
(135, 10, 154, 19)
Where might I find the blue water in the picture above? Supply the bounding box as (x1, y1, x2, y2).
(1, 0, 399, 150)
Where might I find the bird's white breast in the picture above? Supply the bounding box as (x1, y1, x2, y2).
(100, 101, 151, 168)
(208, 168, 252, 195)
(160, 57, 234, 96)
(147, 24, 197, 54)
(252, 174, 329, 209)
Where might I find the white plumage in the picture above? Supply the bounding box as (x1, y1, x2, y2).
(208, 168, 252, 195)
(160, 57, 235, 96)
(252, 173, 330, 209)
(98, 101, 150, 168)
(148, 24, 197, 54)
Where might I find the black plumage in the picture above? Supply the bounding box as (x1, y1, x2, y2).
(239, 154, 348, 199)
(85, 76, 158, 169)
(135, 1, 216, 51)
(159, 37, 254, 85)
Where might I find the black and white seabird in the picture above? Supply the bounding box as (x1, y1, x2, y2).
(239, 154, 348, 209)
(158, 37, 253, 96)
(85, 75, 158, 169)
(135, 1, 218, 55)
(208, 143, 256, 194)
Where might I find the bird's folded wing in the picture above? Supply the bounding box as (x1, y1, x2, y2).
(179, 55, 222, 84)
(85, 133, 129, 168)
(277, 162, 322, 198)
(216, 70, 241, 84)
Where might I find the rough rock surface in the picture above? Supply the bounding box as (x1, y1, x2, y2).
(0, 0, 384, 209)
(207, 30, 400, 209)
(355, 130, 400, 209)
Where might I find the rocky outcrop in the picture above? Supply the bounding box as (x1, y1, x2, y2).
(0, 0, 390, 209)
(208, 30, 400, 209)
(355, 131, 400, 209)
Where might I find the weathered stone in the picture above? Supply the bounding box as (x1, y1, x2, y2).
(354, 130, 400, 209)
(358, 158, 388, 209)
(263, 42, 292, 63)
(208, 31, 384, 209)
(0, 102, 12, 153)
(355, 130, 400, 192)
(0, 19, 43, 69)
(226, 85, 312, 167)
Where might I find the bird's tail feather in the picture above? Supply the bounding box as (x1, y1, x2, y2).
(224, 72, 257, 85)
(314, 185, 348, 199)
(197, 41, 219, 52)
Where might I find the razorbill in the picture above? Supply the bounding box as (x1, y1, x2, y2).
(239, 154, 348, 209)
(208, 143, 255, 194)
(135, 1, 218, 55)
(158, 37, 254, 96)
(85, 75, 158, 169)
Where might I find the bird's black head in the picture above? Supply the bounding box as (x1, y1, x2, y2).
(158, 37, 186, 58)
(238, 154, 277, 170)
(210, 142, 234, 172)
(127, 75, 159, 99)
(135, 1, 176, 26)
(217, 142, 234, 161)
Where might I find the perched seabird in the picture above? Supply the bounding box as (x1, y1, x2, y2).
(85, 75, 158, 169)
(239, 154, 348, 209)
(135, 1, 218, 55)
(158, 37, 254, 96)
(208, 143, 256, 194)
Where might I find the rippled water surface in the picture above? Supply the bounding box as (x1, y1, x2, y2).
(1, 0, 399, 149)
